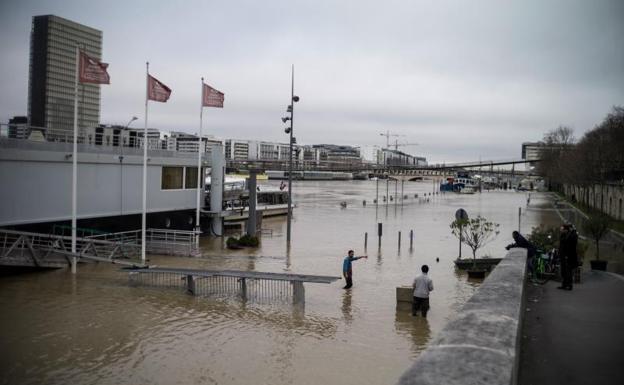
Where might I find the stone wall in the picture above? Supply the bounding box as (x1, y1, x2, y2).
(563, 183, 624, 221)
(397, 249, 527, 385)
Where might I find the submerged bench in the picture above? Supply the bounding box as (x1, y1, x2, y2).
(124, 266, 341, 304)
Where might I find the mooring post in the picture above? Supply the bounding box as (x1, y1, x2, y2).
(398, 231, 401, 250)
(518, 207, 522, 232)
(247, 170, 258, 236)
(71, 256, 77, 274)
(292, 281, 305, 304)
(410, 229, 413, 250)
(186, 274, 196, 295)
(378, 222, 383, 249)
(364, 232, 368, 250)
(240, 277, 247, 300)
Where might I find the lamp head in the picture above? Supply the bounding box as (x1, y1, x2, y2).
(284, 127, 291, 134)
(292, 95, 300, 102)
(281, 117, 290, 123)
(287, 105, 292, 112)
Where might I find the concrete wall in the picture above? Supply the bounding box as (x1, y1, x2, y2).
(397, 249, 527, 385)
(0, 139, 210, 226)
(563, 183, 624, 221)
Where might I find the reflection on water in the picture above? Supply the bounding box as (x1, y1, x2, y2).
(0, 181, 561, 385)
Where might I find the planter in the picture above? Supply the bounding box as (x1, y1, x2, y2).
(590, 260, 608, 271)
(467, 269, 486, 279)
(454, 258, 502, 271)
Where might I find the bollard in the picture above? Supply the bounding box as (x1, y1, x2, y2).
(186, 274, 196, 295)
(410, 229, 414, 250)
(364, 232, 368, 249)
(398, 231, 401, 250)
(378, 223, 383, 248)
(240, 277, 247, 300)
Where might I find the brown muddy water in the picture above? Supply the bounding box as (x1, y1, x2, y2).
(0, 180, 560, 385)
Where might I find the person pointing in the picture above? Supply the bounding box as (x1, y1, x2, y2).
(342, 250, 367, 289)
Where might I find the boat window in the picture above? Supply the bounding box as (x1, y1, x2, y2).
(185, 167, 198, 189)
(162, 167, 183, 189)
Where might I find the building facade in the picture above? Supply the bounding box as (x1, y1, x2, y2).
(28, 15, 103, 132)
(376, 148, 427, 166)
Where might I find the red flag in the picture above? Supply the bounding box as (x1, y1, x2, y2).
(147, 74, 172, 102)
(202, 83, 224, 108)
(79, 51, 110, 84)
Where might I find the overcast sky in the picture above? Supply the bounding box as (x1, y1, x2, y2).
(1, 0, 622, 163)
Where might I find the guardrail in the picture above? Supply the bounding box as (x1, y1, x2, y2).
(397, 248, 528, 385)
(86, 228, 199, 256)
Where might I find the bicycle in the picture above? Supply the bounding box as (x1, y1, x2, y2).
(529, 250, 559, 285)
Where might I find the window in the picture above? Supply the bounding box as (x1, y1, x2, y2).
(162, 167, 183, 189)
(185, 167, 198, 189)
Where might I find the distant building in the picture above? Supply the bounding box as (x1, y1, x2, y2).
(225, 139, 251, 160)
(312, 144, 361, 164)
(521, 142, 545, 163)
(377, 148, 427, 166)
(8, 116, 29, 139)
(28, 15, 103, 132)
(224, 139, 292, 161)
(166, 132, 221, 155)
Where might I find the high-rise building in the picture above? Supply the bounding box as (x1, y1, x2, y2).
(28, 15, 103, 132)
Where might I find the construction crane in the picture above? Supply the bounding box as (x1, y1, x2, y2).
(379, 130, 404, 149)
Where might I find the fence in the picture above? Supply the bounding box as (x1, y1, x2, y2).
(87, 228, 199, 256)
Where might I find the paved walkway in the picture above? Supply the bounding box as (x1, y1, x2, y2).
(519, 271, 624, 385)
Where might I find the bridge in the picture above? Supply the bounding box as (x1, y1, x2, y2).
(226, 158, 536, 174)
(226, 158, 535, 180)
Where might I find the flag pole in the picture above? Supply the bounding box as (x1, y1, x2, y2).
(71, 46, 79, 273)
(196, 78, 204, 247)
(142, 62, 149, 263)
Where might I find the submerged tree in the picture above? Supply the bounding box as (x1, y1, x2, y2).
(451, 216, 500, 267)
(582, 214, 611, 261)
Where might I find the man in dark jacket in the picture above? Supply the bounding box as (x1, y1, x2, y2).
(558, 224, 578, 290)
(506, 231, 537, 275)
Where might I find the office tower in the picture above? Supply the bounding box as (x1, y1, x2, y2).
(28, 15, 103, 132)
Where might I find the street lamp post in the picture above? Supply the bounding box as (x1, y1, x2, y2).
(282, 65, 299, 245)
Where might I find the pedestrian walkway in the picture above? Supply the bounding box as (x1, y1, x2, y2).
(519, 271, 624, 385)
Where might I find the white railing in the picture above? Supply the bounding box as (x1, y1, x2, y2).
(86, 228, 199, 256)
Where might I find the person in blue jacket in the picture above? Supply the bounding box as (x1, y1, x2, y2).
(342, 250, 367, 289)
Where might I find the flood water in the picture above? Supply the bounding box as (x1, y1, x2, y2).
(0, 180, 560, 385)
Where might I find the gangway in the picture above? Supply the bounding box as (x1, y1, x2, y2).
(0, 229, 145, 268)
(125, 266, 341, 305)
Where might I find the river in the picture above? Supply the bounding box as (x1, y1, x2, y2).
(0, 180, 560, 385)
